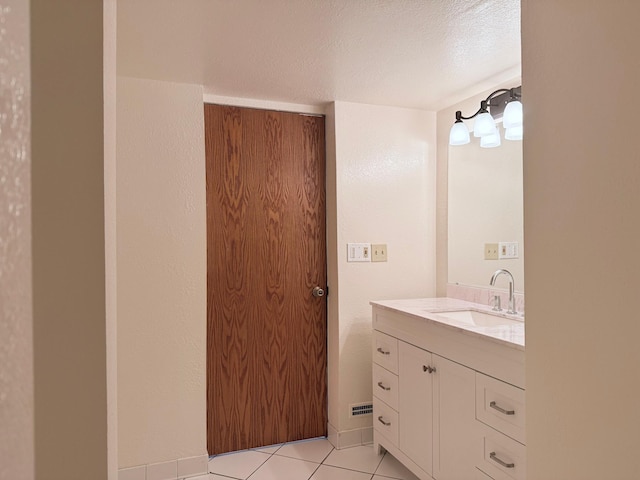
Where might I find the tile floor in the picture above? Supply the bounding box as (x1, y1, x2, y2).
(188, 438, 419, 480)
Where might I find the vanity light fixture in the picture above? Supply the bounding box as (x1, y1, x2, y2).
(480, 127, 501, 148)
(449, 86, 522, 147)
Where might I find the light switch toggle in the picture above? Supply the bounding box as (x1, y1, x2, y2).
(347, 243, 371, 262)
(498, 242, 519, 259)
(484, 243, 499, 260)
(372, 244, 387, 262)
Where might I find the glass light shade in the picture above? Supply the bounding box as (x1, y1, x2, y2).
(449, 121, 470, 146)
(505, 124, 523, 141)
(473, 112, 497, 137)
(480, 127, 501, 148)
(503, 100, 523, 129)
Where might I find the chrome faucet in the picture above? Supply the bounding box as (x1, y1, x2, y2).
(490, 269, 517, 314)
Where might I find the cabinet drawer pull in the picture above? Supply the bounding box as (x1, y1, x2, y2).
(377, 415, 391, 426)
(422, 365, 436, 373)
(489, 401, 515, 415)
(377, 381, 391, 391)
(376, 347, 390, 355)
(490, 452, 515, 469)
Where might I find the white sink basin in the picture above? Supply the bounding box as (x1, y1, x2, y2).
(433, 310, 521, 327)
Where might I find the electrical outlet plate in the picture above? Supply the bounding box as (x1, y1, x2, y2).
(371, 244, 387, 262)
(484, 243, 499, 260)
(347, 243, 371, 262)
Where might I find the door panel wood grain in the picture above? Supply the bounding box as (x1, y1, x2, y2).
(205, 104, 327, 455)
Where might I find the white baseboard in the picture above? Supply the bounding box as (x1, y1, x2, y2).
(119, 454, 208, 480)
(327, 423, 374, 450)
(118, 465, 145, 480)
(178, 455, 209, 478)
(147, 460, 177, 480)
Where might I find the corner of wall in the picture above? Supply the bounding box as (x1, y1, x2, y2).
(324, 102, 341, 432)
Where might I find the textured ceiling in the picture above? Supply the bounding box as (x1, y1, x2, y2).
(117, 0, 521, 110)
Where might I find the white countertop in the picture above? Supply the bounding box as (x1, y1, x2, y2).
(370, 297, 525, 351)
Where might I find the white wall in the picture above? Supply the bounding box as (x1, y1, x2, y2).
(0, 1, 33, 478)
(328, 102, 436, 438)
(523, 1, 640, 478)
(116, 77, 207, 467)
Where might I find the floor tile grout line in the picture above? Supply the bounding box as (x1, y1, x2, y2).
(306, 460, 323, 480)
(320, 464, 382, 477)
(271, 444, 335, 465)
(244, 449, 275, 480)
(208, 439, 414, 480)
(244, 451, 323, 480)
(313, 463, 380, 479)
(210, 474, 244, 480)
(208, 449, 273, 479)
(320, 447, 388, 477)
(372, 451, 387, 476)
(318, 446, 335, 464)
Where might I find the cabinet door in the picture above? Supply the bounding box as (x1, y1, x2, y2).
(433, 354, 478, 480)
(399, 341, 433, 475)
(476, 468, 496, 480)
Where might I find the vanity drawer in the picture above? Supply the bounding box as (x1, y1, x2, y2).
(373, 330, 398, 374)
(373, 363, 399, 410)
(478, 425, 526, 480)
(476, 373, 526, 444)
(373, 398, 399, 446)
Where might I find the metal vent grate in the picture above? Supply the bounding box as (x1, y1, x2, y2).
(350, 402, 373, 417)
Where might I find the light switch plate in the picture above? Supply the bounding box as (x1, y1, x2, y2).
(499, 241, 519, 259)
(371, 244, 387, 262)
(484, 243, 499, 260)
(347, 243, 371, 262)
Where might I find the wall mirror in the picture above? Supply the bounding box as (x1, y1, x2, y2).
(448, 131, 524, 291)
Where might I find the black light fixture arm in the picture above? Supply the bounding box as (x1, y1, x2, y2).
(455, 88, 521, 122)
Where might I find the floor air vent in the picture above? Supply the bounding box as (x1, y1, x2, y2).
(350, 402, 373, 417)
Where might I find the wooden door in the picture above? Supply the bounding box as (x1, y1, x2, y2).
(204, 104, 327, 455)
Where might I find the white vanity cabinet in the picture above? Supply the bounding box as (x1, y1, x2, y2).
(398, 341, 434, 475)
(433, 354, 477, 479)
(371, 301, 526, 480)
(392, 340, 476, 480)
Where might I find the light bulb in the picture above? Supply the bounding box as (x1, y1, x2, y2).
(473, 112, 497, 137)
(505, 124, 523, 141)
(503, 100, 523, 129)
(480, 127, 501, 148)
(449, 121, 470, 146)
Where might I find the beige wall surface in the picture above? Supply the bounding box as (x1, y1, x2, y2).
(104, 0, 118, 478)
(0, 1, 33, 479)
(31, 0, 108, 478)
(116, 77, 207, 467)
(523, 1, 640, 478)
(329, 101, 436, 433)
